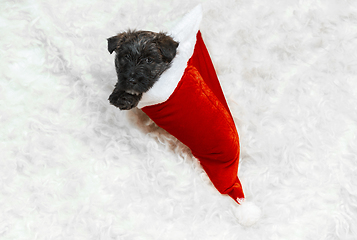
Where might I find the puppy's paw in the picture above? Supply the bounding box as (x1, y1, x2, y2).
(108, 90, 142, 110)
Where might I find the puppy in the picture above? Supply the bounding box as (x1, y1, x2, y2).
(106, 6, 262, 226)
(107, 30, 179, 110)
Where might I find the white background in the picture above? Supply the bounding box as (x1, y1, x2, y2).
(1, 0, 357, 239)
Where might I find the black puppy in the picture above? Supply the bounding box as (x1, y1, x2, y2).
(107, 30, 179, 110)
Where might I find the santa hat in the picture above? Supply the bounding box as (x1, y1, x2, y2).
(139, 5, 261, 226)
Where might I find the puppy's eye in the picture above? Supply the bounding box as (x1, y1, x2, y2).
(119, 54, 130, 64)
(145, 57, 153, 63)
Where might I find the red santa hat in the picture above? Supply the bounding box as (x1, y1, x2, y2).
(139, 5, 261, 226)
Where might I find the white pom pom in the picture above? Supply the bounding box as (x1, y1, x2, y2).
(233, 200, 262, 227)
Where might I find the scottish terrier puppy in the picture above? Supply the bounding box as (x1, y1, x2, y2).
(107, 30, 179, 110)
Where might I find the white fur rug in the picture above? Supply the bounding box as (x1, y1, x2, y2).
(1, 0, 357, 239)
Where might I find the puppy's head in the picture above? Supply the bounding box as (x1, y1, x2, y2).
(107, 30, 179, 96)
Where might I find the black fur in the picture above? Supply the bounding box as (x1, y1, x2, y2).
(107, 30, 179, 110)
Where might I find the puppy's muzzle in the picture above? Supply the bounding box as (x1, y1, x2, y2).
(108, 89, 142, 110)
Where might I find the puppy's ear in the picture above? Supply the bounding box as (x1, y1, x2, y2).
(107, 32, 127, 54)
(155, 33, 179, 63)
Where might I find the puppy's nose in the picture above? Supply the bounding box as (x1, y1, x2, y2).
(129, 78, 137, 85)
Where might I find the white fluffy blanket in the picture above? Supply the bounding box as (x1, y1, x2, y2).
(1, 0, 357, 239)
